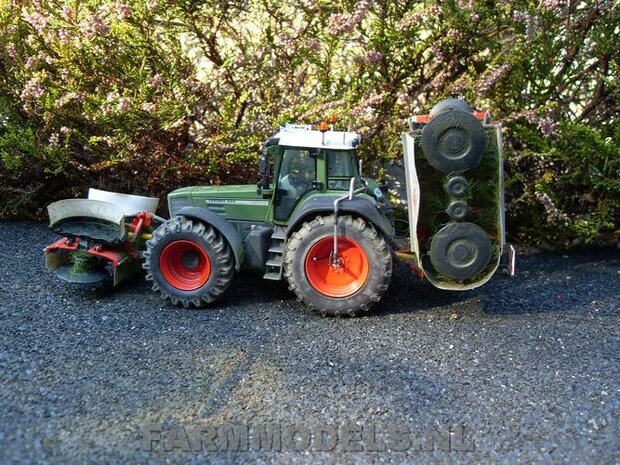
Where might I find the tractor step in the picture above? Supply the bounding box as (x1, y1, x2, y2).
(266, 257, 282, 267)
(263, 226, 287, 281)
(268, 244, 284, 254)
(271, 226, 286, 240)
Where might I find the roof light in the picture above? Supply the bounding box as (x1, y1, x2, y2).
(319, 121, 329, 132)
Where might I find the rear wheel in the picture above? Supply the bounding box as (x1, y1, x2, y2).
(283, 215, 392, 316)
(143, 216, 234, 307)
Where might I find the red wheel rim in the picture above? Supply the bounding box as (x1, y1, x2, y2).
(304, 236, 369, 298)
(159, 240, 211, 291)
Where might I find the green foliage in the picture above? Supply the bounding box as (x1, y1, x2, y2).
(507, 120, 619, 247)
(0, 0, 617, 246)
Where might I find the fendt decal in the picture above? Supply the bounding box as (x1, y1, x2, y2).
(205, 199, 270, 206)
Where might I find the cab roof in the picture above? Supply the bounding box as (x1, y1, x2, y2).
(268, 124, 361, 150)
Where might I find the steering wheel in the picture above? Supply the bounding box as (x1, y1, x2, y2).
(281, 173, 305, 192)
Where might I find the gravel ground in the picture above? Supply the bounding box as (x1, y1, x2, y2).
(0, 221, 618, 465)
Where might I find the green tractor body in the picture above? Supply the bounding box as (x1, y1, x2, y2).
(44, 99, 514, 316)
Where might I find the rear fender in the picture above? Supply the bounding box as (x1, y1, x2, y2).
(285, 196, 394, 238)
(176, 207, 244, 271)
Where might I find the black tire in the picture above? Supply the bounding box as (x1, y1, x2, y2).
(390, 206, 410, 238)
(429, 98, 474, 118)
(283, 215, 392, 317)
(446, 200, 470, 221)
(143, 216, 234, 308)
(430, 222, 492, 280)
(446, 176, 468, 197)
(421, 110, 485, 173)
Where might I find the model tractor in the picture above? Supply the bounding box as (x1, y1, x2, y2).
(44, 98, 514, 316)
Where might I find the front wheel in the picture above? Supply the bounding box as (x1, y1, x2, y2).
(283, 215, 392, 316)
(143, 216, 234, 307)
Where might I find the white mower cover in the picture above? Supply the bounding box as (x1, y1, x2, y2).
(47, 189, 159, 243)
(47, 199, 126, 240)
(87, 188, 159, 216)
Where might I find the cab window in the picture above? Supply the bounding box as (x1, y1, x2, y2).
(327, 150, 357, 190)
(275, 148, 316, 220)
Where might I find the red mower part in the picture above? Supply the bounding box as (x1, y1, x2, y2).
(159, 240, 211, 291)
(304, 236, 370, 298)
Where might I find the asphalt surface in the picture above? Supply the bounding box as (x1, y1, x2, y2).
(0, 221, 618, 464)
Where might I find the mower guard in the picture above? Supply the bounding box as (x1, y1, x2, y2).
(47, 189, 159, 243)
(47, 199, 126, 243)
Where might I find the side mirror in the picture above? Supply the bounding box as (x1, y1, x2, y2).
(258, 150, 270, 189)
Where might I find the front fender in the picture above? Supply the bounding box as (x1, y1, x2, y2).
(286, 196, 394, 238)
(176, 207, 244, 271)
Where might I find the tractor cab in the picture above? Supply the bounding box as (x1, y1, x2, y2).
(258, 123, 366, 223)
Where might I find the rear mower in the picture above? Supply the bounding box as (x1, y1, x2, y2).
(44, 98, 515, 316)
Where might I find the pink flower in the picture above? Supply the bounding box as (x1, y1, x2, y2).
(81, 15, 110, 39)
(538, 117, 558, 136)
(117, 97, 130, 112)
(542, 0, 567, 9)
(62, 6, 73, 22)
(350, 93, 384, 117)
(446, 28, 460, 39)
(106, 91, 119, 103)
(48, 132, 60, 149)
(183, 79, 202, 92)
(141, 102, 158, 112)
(327, 0, 371, 35)
(328, 13, 355, 35)
(148, 74, 164, 89)
(477, 64, 511, 95)
(25, 56, 37, 69)
(430, 44, 444, 62)
(363, 50, 382, 65)
(396, 13, 420, 31)
(278, 34, 296, 54)
(60, 126, 70, 134)
(20, 77, 45, 100)
(116, 2, 132, 20)
(145, 0, 158, 12)
(306, 39, 321, 54)
(535, 191, 559, 222)
(7, 43, 17, 59)
(430, 73, 447, 90)
(58, 29, 71, 43)
(450, 81, 466, 94)
(38, 51, 53, 65)
(301, 0, 320, 13)
(21, 11, 48, 34)
(513, 11, 528, 22)
(54, 92, 82, 108)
